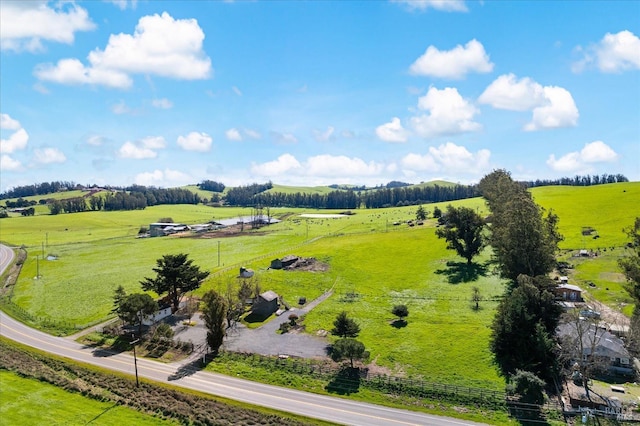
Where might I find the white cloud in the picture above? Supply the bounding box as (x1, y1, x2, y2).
(33, 147, 66, 164)
(409, 39, 493, 79)
(306, 155, 384, 177)
(1, 154, 22, 171)
(117, 136, 166, 159)
(134, 168, 191, 187)
(524, 86, 579, 131)
(479, 74, 579, 131)
(151, 98, 173, 109)
(225, 128, 242, 141)
(1, 113, 21, 130)
(376, 117, 409, 143)
(573, 30, 640, 73)
(106, 0, 138, 10)
(313, 126, 335, 142)
(270, 131, 298, 144)
(547, 141, 618, 172)
(0, 1, 95, 52)
(35, 12, 211, 88)
(232, 86, 243, 96)
(1, 128, 30, 154)
(478, 74, 545, 111)
(410, 87, 480, 138)
(401, 142, 491, 174)
(250, 154, 302, 176)
(250, 154, 384, 179)
(177, 131, 212, 152)
(393, 0, 468, 12)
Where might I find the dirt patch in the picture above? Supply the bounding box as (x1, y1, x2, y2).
(284, 257, 329, 272)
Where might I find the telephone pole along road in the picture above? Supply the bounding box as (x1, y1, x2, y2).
(0, 244, 486, 426)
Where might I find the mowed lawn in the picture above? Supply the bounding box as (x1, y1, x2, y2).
(0, 371, 175, 425)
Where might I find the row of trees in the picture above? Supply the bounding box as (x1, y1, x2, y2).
(521, 173, 628, 188)
(0, 181, 79, 199)
(480, 170, 564, 390)
(48, 188, 202, 215)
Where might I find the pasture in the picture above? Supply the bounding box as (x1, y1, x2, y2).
(1, 182, 638, 390)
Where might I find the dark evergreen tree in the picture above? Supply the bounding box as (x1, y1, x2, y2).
(331, 311, 360, 338)
(490, 275, 562, 383)
(201, 290, 227, 355)
(619, 217, 640, 356)
(141, 253, 210, 311)
(479, 170, 563, 282)
(331, 338, 368, 368)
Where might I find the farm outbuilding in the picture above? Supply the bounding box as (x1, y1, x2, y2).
(253, 290, 279, 317)
(149, 222, 189, 237)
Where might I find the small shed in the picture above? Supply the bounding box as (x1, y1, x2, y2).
(239, 267, 254, 278)
(253, 290, 279, 316)
(579, 249, 589, 257)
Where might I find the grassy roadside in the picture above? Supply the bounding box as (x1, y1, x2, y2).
(1, 370, 178, 425)
(0, 336, 332, 426)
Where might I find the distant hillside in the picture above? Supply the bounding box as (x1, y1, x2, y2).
(531, 181, 640, 249)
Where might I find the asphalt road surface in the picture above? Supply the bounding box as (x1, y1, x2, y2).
(0, 244, 487, 426)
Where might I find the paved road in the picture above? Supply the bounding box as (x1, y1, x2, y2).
(0, 244, 486, 426)
(0, 243, 15, 275)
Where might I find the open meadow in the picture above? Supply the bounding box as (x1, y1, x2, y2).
(1, 182, 638, 392)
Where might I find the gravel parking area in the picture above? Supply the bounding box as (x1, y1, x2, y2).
(168, 292, 333, 359)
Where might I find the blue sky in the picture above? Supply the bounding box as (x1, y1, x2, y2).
(1, 0, 639, 192)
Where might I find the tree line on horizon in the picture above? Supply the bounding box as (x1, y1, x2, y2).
(0, 173, 630, 214)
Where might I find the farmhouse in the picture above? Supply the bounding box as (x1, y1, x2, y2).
(253, 290, 279, 317)
(554, 283, 583, 302)
(558, 320, 634, 377)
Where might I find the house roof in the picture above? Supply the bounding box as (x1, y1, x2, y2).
(557, 320, 630, 359)
(558, 284, 582, 292)
(259, 290, 279, 302)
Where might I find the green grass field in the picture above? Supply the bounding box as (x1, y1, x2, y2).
(1, 182, 638, 391)
(0, 370, 175, 425)
(531, 182, 639, 250)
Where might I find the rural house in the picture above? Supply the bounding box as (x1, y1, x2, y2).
(558, 321, 634, 377)
(554, 283, 583, 302)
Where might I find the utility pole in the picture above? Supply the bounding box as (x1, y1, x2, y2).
(217, 241, 220, 267)
(36, 255, 40, 279)
(131, 335, 140, 387)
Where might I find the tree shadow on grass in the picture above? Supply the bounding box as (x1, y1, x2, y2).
(435, 261, 488, 284)
(325, 366, 361, 395)
(390, 319, 407, 329)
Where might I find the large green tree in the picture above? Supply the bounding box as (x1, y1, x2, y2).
(331, 338, 368, 368)
(141, 253, 210, 312)
(619, 217, 640, 356)
(331, 311, 360, 338)
(490, 275, 562, 383)
(200, 290, 227, 355)
(116, 293, 158, 337)
(479, 170, 563, 282)
(435, 205, 485, 264)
